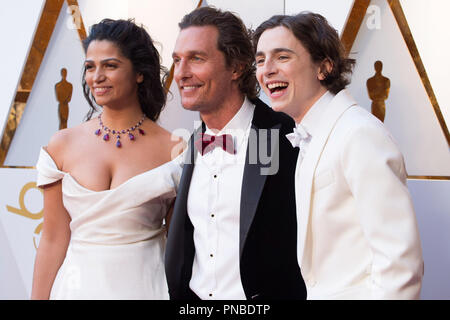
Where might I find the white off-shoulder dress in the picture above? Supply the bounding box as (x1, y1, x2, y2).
(35, 148, 183, 300)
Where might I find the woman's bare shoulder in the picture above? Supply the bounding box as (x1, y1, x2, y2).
(152, 124, 187, 159)
(46, 120, 95, 167)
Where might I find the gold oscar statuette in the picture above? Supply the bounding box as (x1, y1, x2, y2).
(366, 60, 390, 122)
(55, 67, 73, 130)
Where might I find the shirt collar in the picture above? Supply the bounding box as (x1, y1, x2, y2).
(298, 90, 335, 137)
(204, 96, 255, 149)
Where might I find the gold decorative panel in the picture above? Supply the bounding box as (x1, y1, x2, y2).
(388, 0, 450, 147)
(340, 0, 449, 179)
(341, 0, 371, 57)
(0, 0, 86, 167)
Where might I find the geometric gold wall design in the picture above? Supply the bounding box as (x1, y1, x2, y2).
(341, 0, 450, 179)
(0, 0, 86, 167)
(343, 0, 449, 146)
(1, 0, 204, 168)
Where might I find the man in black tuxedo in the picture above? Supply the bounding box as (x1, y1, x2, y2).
(165, 6, 306, 300)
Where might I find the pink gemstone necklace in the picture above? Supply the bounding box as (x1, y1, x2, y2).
(94, 113, 146, 148)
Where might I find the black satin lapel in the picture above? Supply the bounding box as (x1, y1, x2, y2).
(239, 122, 281, 257)
(165, 128, 199, 288)
(171, 129, 199, 225)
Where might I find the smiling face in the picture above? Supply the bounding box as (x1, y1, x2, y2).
(255, 26, 327, 122)
(84, 40, 143, 109)
(172, 25, 239, 115)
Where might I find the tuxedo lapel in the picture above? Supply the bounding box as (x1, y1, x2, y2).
(239, 100, 281, 257)
(172, 126, 201, 224)
(296, 90, 357, 266)
(165, 126, 201, 291)
(174, 137, 196, 221)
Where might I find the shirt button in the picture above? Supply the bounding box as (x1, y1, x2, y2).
(213, 174, 217, 178)
(209, 293, 213, 297)
(211, 213, 215, 218)
(210, 254, 213, 257)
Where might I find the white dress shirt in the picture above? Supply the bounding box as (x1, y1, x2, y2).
(187, 97, 255, 300)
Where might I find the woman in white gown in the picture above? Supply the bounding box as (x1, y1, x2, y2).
(31, 19, 184, 299)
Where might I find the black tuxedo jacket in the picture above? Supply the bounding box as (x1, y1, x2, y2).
(164, 98, 306, 300)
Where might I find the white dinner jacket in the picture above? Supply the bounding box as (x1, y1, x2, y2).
(295, 89, 424, 299)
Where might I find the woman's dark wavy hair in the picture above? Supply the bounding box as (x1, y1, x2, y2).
(82, 19, 168, 121)
(253, 12, 355, 94)
(179, 7, 258, 100)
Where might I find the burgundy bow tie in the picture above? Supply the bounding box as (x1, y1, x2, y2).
(194, 133, 236, 155)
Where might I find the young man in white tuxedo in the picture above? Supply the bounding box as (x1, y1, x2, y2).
(164, 7, 306, 300)
(254, 12, 424, 299)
